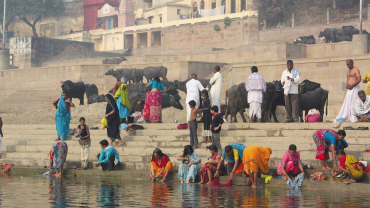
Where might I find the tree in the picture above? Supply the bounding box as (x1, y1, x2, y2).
(15, 0, 65, 36)
(258, 0, 294, 24)
(0, 0, 18, 31)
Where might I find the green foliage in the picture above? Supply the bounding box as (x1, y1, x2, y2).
(213, 24, 220, 31)
(224, 17, 232, 26)
(0, 0, 18, 31)
(257, 0, 294, 22)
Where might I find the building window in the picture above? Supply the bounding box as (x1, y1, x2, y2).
(149, 18, 152, 24)
(193, 2, 197, 12)
(177, 9, 181, 15)
(200, 0, 204, 9)
(221, 0, 225, 13)
(231, 0, 235, 13)
(212, 0, 216, 9)
(241, 0, 246, 12)
(160, 16, 162, 23)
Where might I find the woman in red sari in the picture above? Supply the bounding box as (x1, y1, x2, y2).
(199, 145, 225, 185)
(143, 77, 167, 123)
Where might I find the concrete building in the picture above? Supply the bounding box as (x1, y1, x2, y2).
(191, 0, 252, 15)
(97, 0, 136, 29)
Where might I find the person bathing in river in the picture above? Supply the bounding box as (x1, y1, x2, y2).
(50, 141, 68, 177)
(331, 150, 363, 184)
(214, 143, 246, 181)
(242, 146, 272, 187)
(177, 145, 202, 183)
(198, 145, 225, 185)
(104, 93, 123, 146)
(54, 92, 75, 141)
(149, 148, 174, 182)
(277, 144, 304, 181)
(76, 117, 90, 170)
(144, 77, 167, 123)
(312, 129, 347, 170)
(95, 139, 120, 171)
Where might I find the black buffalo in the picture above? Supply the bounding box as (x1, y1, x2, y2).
(85, 84, 99, 104)
(61, 80, 86, 105)
(134, 69, 144, 83)
(128, 92, 183, 114)
(143, 66, 168, 83)
(294, 35, 315, 44)
(319, 28, 335, 43)
(332, 35, 351, 43)
(224, 83, 249, 123)
(102, 57, 127, 64)
(173, 79, 210, 93)
(299, 87, 329, 122)
(261, 81, 285, 123)
(88, 94, 106, 104)
(105, 68, 137, 83)
(299, 79, 321, 95)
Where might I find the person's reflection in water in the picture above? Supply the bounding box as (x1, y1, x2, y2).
(150, 182, 173, 207)
(48, 178, 68, 207)
(242, 187, 269, 207)
(97, 180, 121, 207)
(178, 184, 200, 208)
(79, 179, 90, 206)
(284, 189, 303, 208)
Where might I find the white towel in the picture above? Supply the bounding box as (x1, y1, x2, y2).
(284, 80, 292, 96)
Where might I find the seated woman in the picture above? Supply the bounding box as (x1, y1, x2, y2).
(331, 150, 364, 184)
(199, 145, 225, 185)
(177, 145, 202, 183)
(277, 144, 304, 181)
(51, 141, 68, 177)
(214, 143, 246, 181)
(312, 129, 347, 170)
(242, 146, 272, 187)
(150, 148, 174, 182)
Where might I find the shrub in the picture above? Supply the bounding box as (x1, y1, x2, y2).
(224, 17, 232, 27)
(214, 24, 221, 31)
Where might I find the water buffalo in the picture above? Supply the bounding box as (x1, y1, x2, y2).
(102, 57, 127, 64)
(299, 87, 329, 122)
(173, 79, 210, 93)
(332, 35, 351, 43)
(61, 80, 86, 105)
(224, 83, 249, 123)
(261, 81, 285, 123)
(134, 69, 144, 83)
(143, 66, 168, 83)
(128, 92, 183, 114)
(87, 94, 106, 104)
(85, 84, 99, 104)
(319, 28, 335, 43)
(299, 79, 321, 95)
(294, 35, 315, 44)
(105, 68, 137, 83)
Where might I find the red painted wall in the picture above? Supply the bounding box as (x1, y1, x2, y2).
(83, 0, 119, 31)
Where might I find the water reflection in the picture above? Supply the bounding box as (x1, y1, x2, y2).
(150, 182, 173, 206)
(49, 178, 68, 207)
(178, 184, 201, 207)
(96, 180, 121, 207)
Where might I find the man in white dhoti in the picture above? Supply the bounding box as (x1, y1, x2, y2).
(336, 59, 361, 123)
(354, 90, 370, 120)
(209, 65, 223, 113)
(186, 73, 205, 123)
(245, 66, 266, 122)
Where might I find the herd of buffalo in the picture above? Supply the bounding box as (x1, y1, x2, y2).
(61, 65, 329, 123)
(294, 25, 368, 44)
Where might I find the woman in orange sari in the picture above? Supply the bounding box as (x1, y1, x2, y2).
(198, 145, 225, 185)
(150, 148, 174, 182)
(242, 146, 272, 187)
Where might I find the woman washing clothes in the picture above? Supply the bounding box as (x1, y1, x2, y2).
(50, 141, 68, 177)
(331, 150, 363, 184)
(177, 145, 202, 183)
(278, 144, 304, 181)
(242, 146, 272, 187)
(104, 94, 123, 146)
(198, 145, 225, 185)
(54, 92, 74, 141)
(114, 77, 130, 123)
(143, 77, 167, 123)
(149, 148, 174, 182)
(312, 129, 347, 170)
(214, 143, 246, 181)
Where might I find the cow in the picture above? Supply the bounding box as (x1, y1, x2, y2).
(224, 83, 249, 123)
(294, 35, 315, 44)
(102, 57, 127, 64)
(299, 87, 329, 122)
(128, 92, 183, 114)
(85, 84, 99, 104)
(143, 66, 168, 83)
(87, 94, 106, 104)
(105, 68, 137, 83)
(261, 81, 285, 123)
(319, 28, 335, 43)
(61, 80, 86, 105)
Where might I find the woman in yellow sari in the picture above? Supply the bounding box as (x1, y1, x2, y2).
(331, 150, 363, 184)
(242, 146, 272, 187)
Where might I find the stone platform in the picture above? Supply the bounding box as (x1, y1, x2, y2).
(2, 122, 370, 174)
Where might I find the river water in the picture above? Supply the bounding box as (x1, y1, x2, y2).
(0, 175, 368, 207)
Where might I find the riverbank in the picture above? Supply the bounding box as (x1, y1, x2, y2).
(8, 166, 370, 193)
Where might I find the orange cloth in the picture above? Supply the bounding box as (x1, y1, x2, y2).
(150, 161, 174, 177)
(243, 146, 271, 174)
(225, 161, 244, 174)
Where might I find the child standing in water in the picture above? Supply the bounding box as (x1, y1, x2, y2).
(198, 90, 212, 143)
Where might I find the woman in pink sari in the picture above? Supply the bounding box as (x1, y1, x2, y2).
(199, 145, 225, 185)
(143, 77, 166, 123)
(277, 144, 304, 181)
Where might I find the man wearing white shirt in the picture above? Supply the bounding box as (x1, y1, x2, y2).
(186, 73, 205, 122)
(281, 60, 301, 123)
(209, 65, 223, 113)
(354, 90, 370, 119)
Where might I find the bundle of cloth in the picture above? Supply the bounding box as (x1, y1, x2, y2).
(305, 109, 322, 123)
(309, 172, 327, 181)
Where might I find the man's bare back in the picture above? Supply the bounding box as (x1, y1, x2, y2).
(190, 107, 198, 121)
(346, 60, 361, 90)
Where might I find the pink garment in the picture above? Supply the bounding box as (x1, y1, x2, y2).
(277, 151, 300, 175)
(305, 114, 322, 122)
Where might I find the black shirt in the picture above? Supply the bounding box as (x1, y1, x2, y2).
(211, 114, 223, 133)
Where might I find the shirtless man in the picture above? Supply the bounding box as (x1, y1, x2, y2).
(336, 59, 362, 123)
